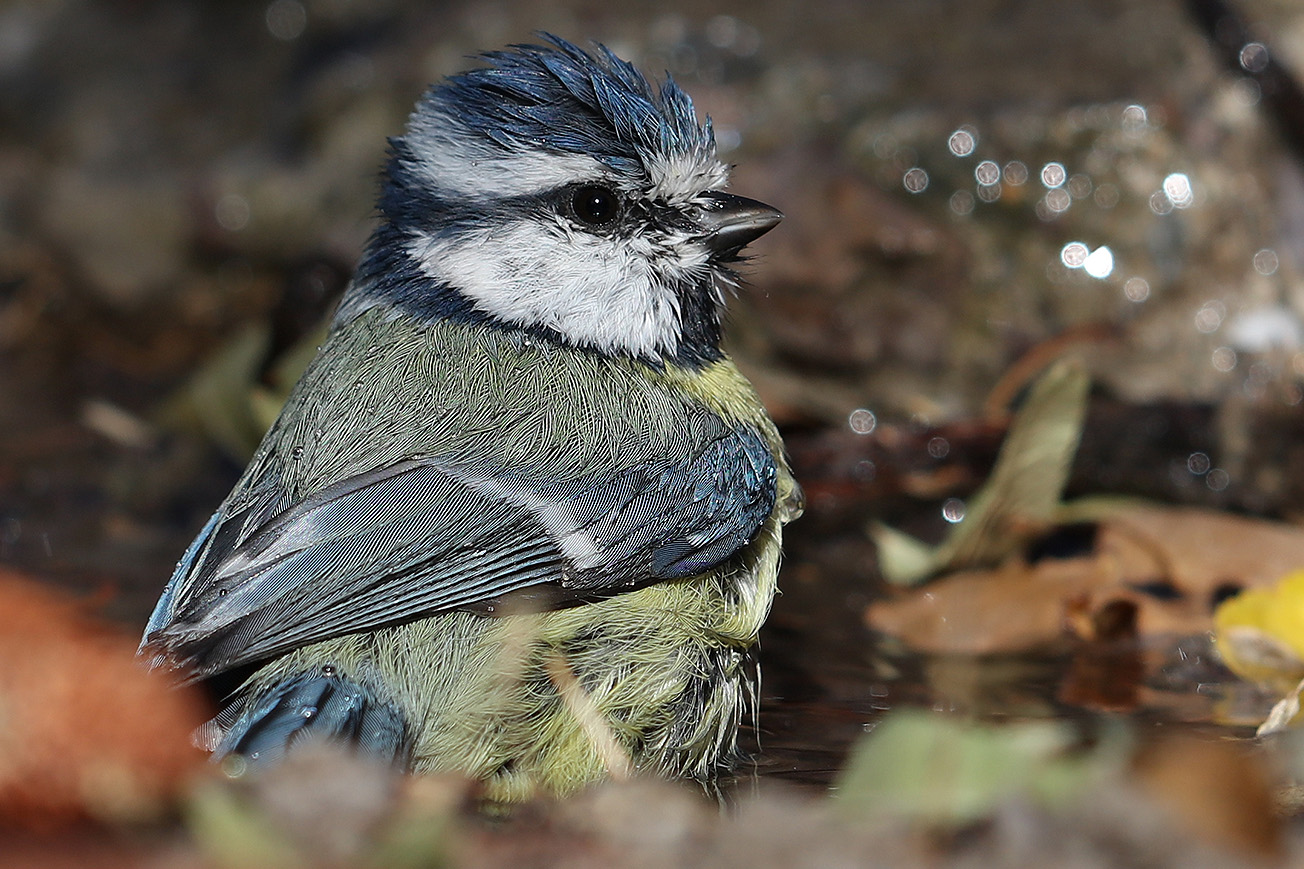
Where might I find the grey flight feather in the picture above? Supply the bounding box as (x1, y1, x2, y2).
(144, 408, 776, 678)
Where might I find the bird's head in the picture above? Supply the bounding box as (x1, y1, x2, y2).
(343, 34, 781, 369)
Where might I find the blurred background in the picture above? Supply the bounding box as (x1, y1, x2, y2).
(5, 0, 1304, 794)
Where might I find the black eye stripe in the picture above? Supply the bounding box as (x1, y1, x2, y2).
(391, 182, 685, 240)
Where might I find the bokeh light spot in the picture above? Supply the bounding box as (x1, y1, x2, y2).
(1194, 300, 1226, 333)
(1253, 248, 1279, 276)
(1163, 173, 1194, 208)
(1083, 246, 1114, 279)
(1067, 173, 1093, 199)
(902, 167, 929, 193)
(1044, 188, 1071, 213)
(974, 160, 1000, 185)
(848, 408, 877, 434)
(1060, 242, 1089, 268)
(1120, 104, 1148, 131)
(948, 128, 976, 157)
(1124, 276, 1150, 302)
(1211, 346, 1238, 372)
(1003, 161, 1029, 185)
(265, 0, 307, 40)
(1239, 42, 1269, 73)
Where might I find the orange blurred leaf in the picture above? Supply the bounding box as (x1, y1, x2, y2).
(0, 568, 209, 828)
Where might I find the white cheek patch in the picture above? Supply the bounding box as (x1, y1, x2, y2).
(407, 221, 684, 360)
(628, 232, 715, 302)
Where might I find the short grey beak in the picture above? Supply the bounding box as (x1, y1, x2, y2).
(698, 192, 783, 256)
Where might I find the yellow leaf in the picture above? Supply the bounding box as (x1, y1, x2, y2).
(1214, 570, 1304, 692)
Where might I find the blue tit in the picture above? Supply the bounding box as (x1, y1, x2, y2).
(140, 35, 801, 802)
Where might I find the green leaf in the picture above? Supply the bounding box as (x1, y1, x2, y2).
(185, 781, 305, 869)
(835, 710, 1129, 825)
(156, 324, 271, 461)
(872, 359, 1090, 585)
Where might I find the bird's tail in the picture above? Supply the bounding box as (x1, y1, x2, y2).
(210, 671, 410, 767)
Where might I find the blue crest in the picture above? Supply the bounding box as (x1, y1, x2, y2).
(419, 34, 715, 174)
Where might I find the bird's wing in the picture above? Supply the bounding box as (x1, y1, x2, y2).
(142, 425, 777, 677)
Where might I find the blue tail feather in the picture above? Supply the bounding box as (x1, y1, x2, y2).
(215, 672, 409, 766)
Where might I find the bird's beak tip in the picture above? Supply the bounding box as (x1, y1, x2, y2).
(700, 192, 783, 254)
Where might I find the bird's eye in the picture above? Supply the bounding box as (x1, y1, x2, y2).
(568, 185, 621, 227)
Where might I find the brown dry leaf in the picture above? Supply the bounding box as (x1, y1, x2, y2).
(867, 556, 1100, 655)
(866, 502, 1304, 654)
(0, 568, 209, 828)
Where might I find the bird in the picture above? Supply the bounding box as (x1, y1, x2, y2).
(139, 34, 801, 803)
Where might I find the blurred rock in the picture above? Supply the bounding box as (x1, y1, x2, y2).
(37, 168, 190, 307)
